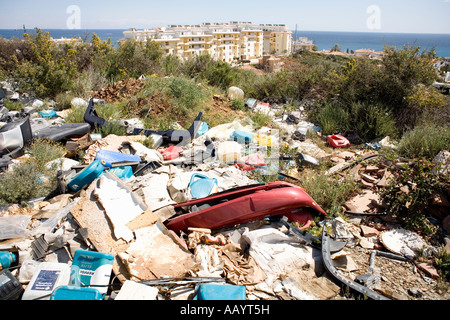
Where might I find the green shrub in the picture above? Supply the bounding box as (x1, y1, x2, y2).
(249, 111, 273, 129)
(95, 120, 127, 137)
(297, 168, 360, 217)
(2, 99, 24, 111)
(27, 138, 66, 169)
(398, 124, 450, 159)
(231, 98, 245, 111)
(106, 39, 163, 80)
(11, 29, 78, 98)
(162, 54, 182, 76)
(64, 105, 86, 124)
(200, 60, 237, 90)
(379, 156, 446, 235)
(349, 102, 399, 141)
(312, 101, 349, 135)
(0, 160, 57, 206)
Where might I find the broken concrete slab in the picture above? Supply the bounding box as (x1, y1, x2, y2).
(120, 223, 196, 280)
(361, 225, 380, 237)
(344, 190, 382, 213)
(70, 179, 196, 283)
(94, 172, 147, 242)
(380, 228, 433, 259)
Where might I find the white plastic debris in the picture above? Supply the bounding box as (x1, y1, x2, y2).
(380, 228, 431, 259)
(0, 215, 32, 240)
(94, 172, 146, 242)
(70, 97, 88, 108)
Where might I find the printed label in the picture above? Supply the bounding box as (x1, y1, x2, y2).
(31, 270, 61, 291)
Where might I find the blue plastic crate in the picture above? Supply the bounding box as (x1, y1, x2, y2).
(193, 283, 246, 300)
(50, 286, 103, 300)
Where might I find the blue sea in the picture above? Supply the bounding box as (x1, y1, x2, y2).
(296, 31, 450, 58)
(1, 29, 449, 57)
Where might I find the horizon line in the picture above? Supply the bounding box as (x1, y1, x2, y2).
(0, 27, 449, 36)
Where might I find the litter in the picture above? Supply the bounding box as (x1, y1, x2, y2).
(159, 145, 183, 160)
(83, 98, 107, 129)
(193, 283, 246, 300)
(188, 173, 218, 199)
(0, 269, 24, 300)
(327, 134, 351, 148)
(38, 110, 57, 119)
(133, 112, 203, 147)
(21, 262, 71, 300)
(380, 228, 433, 259)
(231, 130, 254, 144)
(95, 149, 141, 168)
(0, 215, 32, 240)
(94, 172, 146, 242)
(217, 140, 242, 163)
(2, 88, 447, 303)
(67, 159, 105, 192)
(321, 221, 390, 300)
(70, 249, 114, 296)
(0, 251, 16, 270)
(165, 181, 327, 234)
(50, 286, 103, 300)
(0, 117, 32, 159)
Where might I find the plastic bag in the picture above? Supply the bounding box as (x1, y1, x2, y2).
(0, 215, 32, 240)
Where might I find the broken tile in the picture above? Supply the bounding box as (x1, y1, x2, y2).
(361, 225, 380, 237)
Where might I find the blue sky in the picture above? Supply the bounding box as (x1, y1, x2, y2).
(1, 0, 449, 33)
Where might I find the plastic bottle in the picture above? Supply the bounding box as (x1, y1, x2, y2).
(0, 251, 16, 270)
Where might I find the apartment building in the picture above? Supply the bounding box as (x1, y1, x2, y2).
(123, 22, 291, 63)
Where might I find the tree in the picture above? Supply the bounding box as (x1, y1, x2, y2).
(12, 28, 77, 98)
(331, 44, 341, 52)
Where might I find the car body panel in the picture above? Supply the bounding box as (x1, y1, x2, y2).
(165, 181, 327, 233)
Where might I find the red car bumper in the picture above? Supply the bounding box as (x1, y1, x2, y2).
(165, 181, 327, 233)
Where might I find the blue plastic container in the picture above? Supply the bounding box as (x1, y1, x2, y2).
(67, 159, 105, 192)
(193, 283, 246, 300)
(50, 286, 103, 300)
(70, 250, 114, 296)
(230, 130, 254, 144)
(197, 122, 209, 136)
(245, 98, 257, 109)
(189, 173, 218, 199)
(0, 251, 16, 270)
(95, 150, 141, 168)
(38, 110, 57, 118)
(105, 166, 133, 180)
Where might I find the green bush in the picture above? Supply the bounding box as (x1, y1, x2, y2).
(95, 120, 127, 137)
(200, 60, 237, 90)
(333, 45, 439, 131)
(348, 102, 398, 141)
(105, 39, 163, 80)
(231, 98, 245, 111)
(379, 156, 446, 235)
(398, 124, 450, 159)
(311, 101, 349, 135)
(27, 138, 66, 171)
(0, 160, 58, 206)
(297, 168, 360, 217)
(249, 111, 273, 129)
(11, 29, 78, 98)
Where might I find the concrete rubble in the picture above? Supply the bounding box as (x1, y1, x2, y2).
(0, 84, 449, 301)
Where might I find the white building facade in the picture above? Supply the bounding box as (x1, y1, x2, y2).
(123, 22, 292, 63)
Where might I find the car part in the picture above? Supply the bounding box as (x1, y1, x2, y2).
(165, 181, 327, 234)
(321, 221, 389, 300)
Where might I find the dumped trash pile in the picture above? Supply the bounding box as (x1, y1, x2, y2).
(0, 83, 449, 301)
(92, 78, 145, 103)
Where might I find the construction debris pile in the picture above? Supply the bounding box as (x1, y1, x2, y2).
(0, 83, 449, 301)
